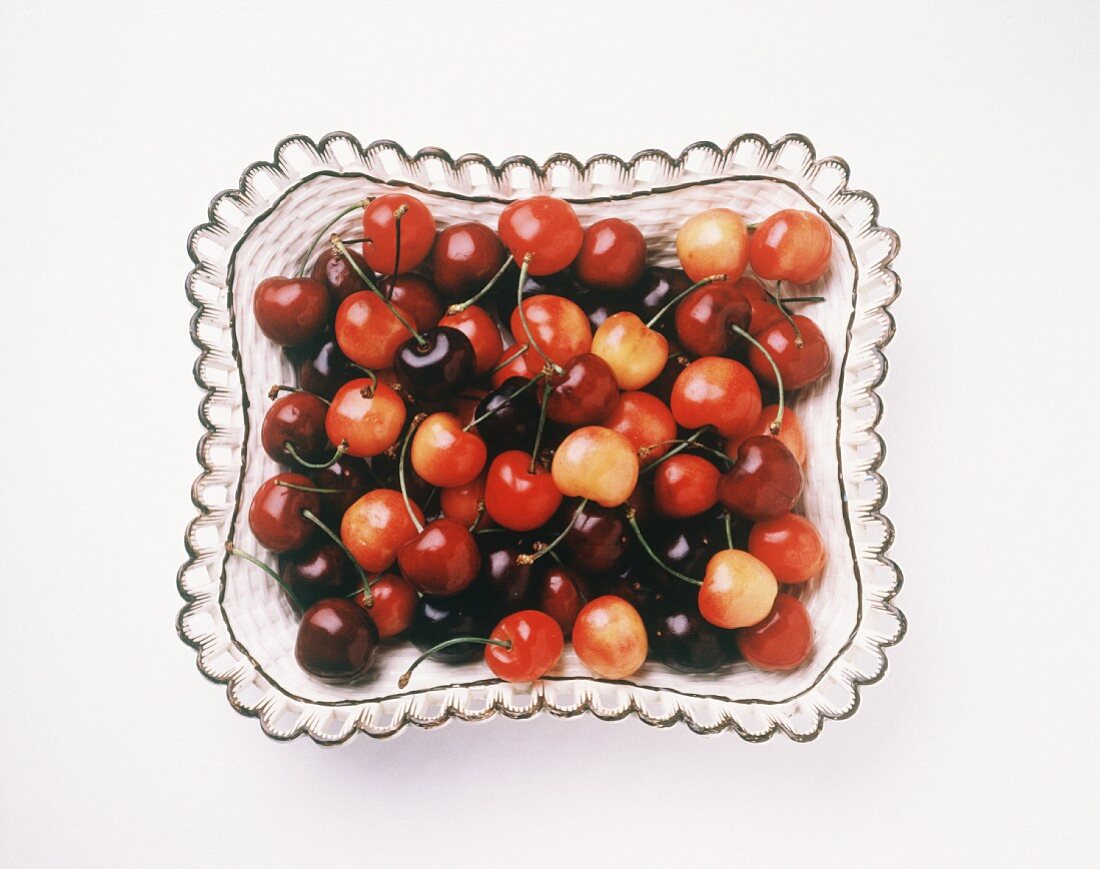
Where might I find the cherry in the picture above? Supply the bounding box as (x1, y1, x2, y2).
(410, 412, 487, 488)
(573, 595, 648, 679)
(498, 196, 583, 276)
(477, 534, 536, 616)
(261, 391, 329, 467)
(647, 598, 727, 673)
(440, 472, 491, 529)
(361, 193, 436, 274)
(408, 588, 496, 664)
(297, 338, 356, 401)
(281, 540, 359, 608)
(748, 512, 826, 583)
(325, 378, 406, 458)
(510, 294, 593, 371)
(438, 306, 503, 374)
(352, 573, 418, 638)
(652, 454, 720, 518)
(605, 391, 677, 465)
(340, 489, 424, 573)
(670, 356, 762, 438)
(676, 208, 749, 284)
(380, 274, 445, 331)
(542, 352, 618, 426)
(533, 563, 587, 637)
(673, 281, 751, 357)
(484, 450, 563, 531)
(632, 267, 692, 336)
(718, 435, 804, 521)
(472, 377, 540, 456)
(248, 473, 318, 552)
(309, 456, 374, 524)
(736, 592, 813, 670)
(482, 610, 564, 682)
(698, 549, 778, 629)
(574, 217, 646, 291)
(335, 290, 417, 369)
(561, 500, 632, 577)
(725, 405, 807, 466)
(551, 426, 639, 508)
(590, 311, 669, 390)
(310, 245, 373, 305)
(431, 221, 508, 300)
(748, 315, 830, 391)
(253, 276, 329, 347)
(398, 517, 481, 596)
(748, 209, 832, 285)
(295, 597, 379, 682)
(394, 326, 477, 403)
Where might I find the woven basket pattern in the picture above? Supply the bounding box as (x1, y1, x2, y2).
(179, 133, 903, 743)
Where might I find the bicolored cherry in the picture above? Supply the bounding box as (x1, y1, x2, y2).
(431, 221, 507, 300)
(604, 391, 677, 465)
(297, 338, 356, 401)
(398, 517, 481, 596)
(652, 454, 720, 518)
(736, 592, 813, 670)
(361, 193, 435, 274)
(748, 512, 826, 583)
(697, 549, 778, 629)
(335, 290, 417, 369)
(551, 426, 639, 508)
(498, 196, 583, 276)
(589, 311, 669, 390)
(484, 450, 563, 532)
(438, 305, 504, 374)
(340, 489, 424, 574)
(572, 595, 648, 679)
(673, 281, 751, 357)
(295, 597, 379, 682)
(670, 356, 762, 438)
(748, 209, 832, 285)
(440, 472, 491, 529)
(325, 378, 406, 458)
(676, 208, 749, 284)
(380, 274, 444, 331)
(748, 315, 831, 391)
(281, 540, 359, 608)
(253, 276, 329, 347)
(718, 435, 804, 521)
(510, 294, 593, 371)
(261, 390, 329, 466)
(574, 217, 646, 291)
(410, 412, 487, 488)
(394, 326, 477, 403)
(543, 352, 618, 426)
(534, 563, 587, 637)
(353, 573, 418, 638)
(725, 404, 807, 467)
(310, 245, 373, 305)
(248, 473, 319, 552)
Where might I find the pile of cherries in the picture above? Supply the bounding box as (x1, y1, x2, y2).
(234, 189, 834, 689)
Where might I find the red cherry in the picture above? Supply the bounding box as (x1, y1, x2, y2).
(572, 595, 648, 679)
(670, 357, 762, 438)
(353, 573, 418, 638)
(498, 196, 583, 276)
(676, 208, 749, 284)
(718, 435, 804, 521)
(574, 218, 646, 291)
(484, 451, 563, 532)
(340, 489, 424, 574)
(509, 295, 593, 370)
(361, 193, 435, 274)
(252, 276, 329, 347)
(652, 454, 720, 518)
(748, 209, 832, 285)
(248, 473, 319, 553)
(397, 518, 481, 596)
(335, 290, 417, 370)
(533, 564, 587, 638)
(604, 391, 677, 465)
(543, 352, 619, 426)
(261, 391, 329, 466)
(431, 221, 507, 300)
(438, 306, 504, 374)
(725, 405, 807, 466)
(380, 274, 444, 331)
(747, 513, 826, 583)
(410, 412, 487, 488)
(484, 610, 564, 681)
(325, 379, 406, 458)
(748, 315, 831, 391)
(673, 281, 751, 357)
(736, 592, 813, 670)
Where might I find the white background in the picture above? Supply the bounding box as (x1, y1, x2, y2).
(1, 1, 1098, 866)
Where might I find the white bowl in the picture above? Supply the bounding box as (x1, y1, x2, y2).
(178, 133, 904, 743)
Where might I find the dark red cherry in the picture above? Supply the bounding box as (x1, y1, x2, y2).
(409, 588, 496, 663)
(295, 597, 379, 681)
(673, 283, 752, 357)
(394, 326, 476, 403)
(281, 540, 359, 608)
(632, 267, 692, 336)
(431, 222, 508, 300)
(253, 276, 330, 347)
(561, 501, 632, 577)
(477, 534, 536, 616)
(647, 598, 727, 673)
(310, 246, 374, 306)
(297, 338, 357, 401)
(544, 353, 619, 426)
(310, 456, 374, 524)
(533, 562, 587, 637)
(261, 391, 329, 466)
(397, 518, 481, 595)
(718, 435, 804, 521)
(248, 473, 319, 553)
(381, 274, 445, 331)
(473, 376, 540, 456)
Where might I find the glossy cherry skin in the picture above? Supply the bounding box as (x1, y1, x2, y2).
(410, 588, 496, 663)
(698, 549, 778, 629)
(438, 306, 504, 374)
(748, 315, 831, 391)
(380, 274, 444, 331)
(282, 540, 359, 609)
(573, 595, 648, 679)
(484, 451, 563, 531)
(248, 473, 319, 553)
(335, 290, 416, 369)
(325, 379, 406, 458)
(652, 454, 720, 518)
(311, 245, 374, 306)
(440, 472, 492, 529)
(510, 295, 593, 370)
(253, 276, 330, 347)
(473, 378, 540, 456)
(410, 412, 487, 488)
(431, 221, 508, 300)
(748, 209, 832, 284)
(605, 391, 677, 465)
(718, 435, 804, 521)
(574, 218, 647, 291)
(477, 534, 536, 616)
(394, 326, 477, 403)
(551, 426, 639, 508)
(748, 513, 826, 583)
(261, 391, 329, 466)
(647, 599, 727, 673)
(534, 563, 587, 637)
(670, 356, 762, 438)
(340, 489, 424, 573)
(297, 338, 356, 401)
(725, 405, 807, 466)
(561, 501, 632, 577)
(543, 352, 618, 426)
(353, 573, 418, 638)
(310, 457, 374, 525)
(632, 267, 692, 336)
(485, 610, 564, 682)
(676, 208, 749, 283)
(673, 282, 752, 357)
(295, 597, 379, 681)
(498, 196, 583, 276)
(361, 193, 435, 274)
(398, 518, 481, 596)
(736, 592, 813, 670)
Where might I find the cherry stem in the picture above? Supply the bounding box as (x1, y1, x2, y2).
(398, 637, 512, 688)
(724, 512, 735, 550)
(298, 201, 366, 277)
(224, 541, 303, 609)
(514, 253, 564, 376)
(640, 427, 710, 474)
(300, 509, 373, 606)
(398, 415, 426, 534)
(644, 273, 729, 329)
(624, 507, 702, 587)
(528, 376, 553, 475)
(730, 324, 784, 434)
(350, 364, 378, 398)
(462, 372, 545, 432)
(768, 281, 804, 348)
(274, 479, 343, 494)
(331, 234, 427, 348)
(637, 438, 732, 467)
(489, 342, 529, 374)
(517, 498, 589, 565)
(390, 204, 408, 279)
(446, 253, 515, 315)
(284, 439, 348, 470)
(268, 384, 329, 405)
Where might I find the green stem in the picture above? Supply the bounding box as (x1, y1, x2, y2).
(730, 324, 784, 434)
(331, 235, 427, 348)
(399, 637, 512, 688)
(284, 440, 347, 470)
(644, 274, 729, 329)
(300, 509, 373, 606)
(298, 201, 365, 277)
(446, 253, 515, 314)
(624, 508, 701, 586)
(398, 416, 426, 534)
(640, 427, 710, 474)
(516, 498, 589, 565)
(224, 542, 303, 609)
